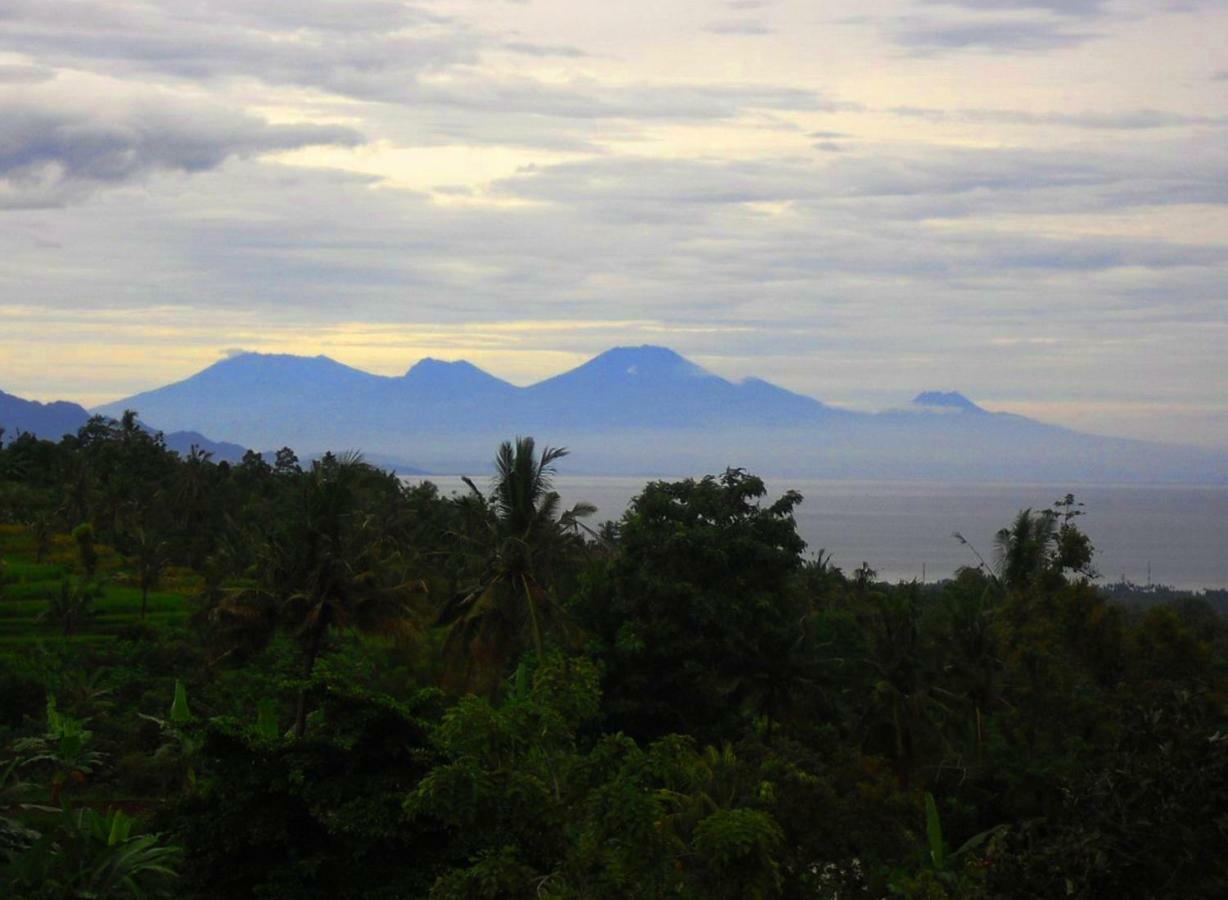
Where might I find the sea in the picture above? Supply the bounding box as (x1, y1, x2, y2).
(404, 476, 1228, 592)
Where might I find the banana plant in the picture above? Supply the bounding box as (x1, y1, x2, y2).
(11, 696, 105, 806)
(0, 806, 181, 899)
(138, 680, 199, 790)
(889, 792, 1007, 896)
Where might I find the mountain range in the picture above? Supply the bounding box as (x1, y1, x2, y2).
(54, 345, 1224, 483)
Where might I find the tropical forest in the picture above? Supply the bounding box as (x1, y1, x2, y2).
(0, 415, 1225, 899)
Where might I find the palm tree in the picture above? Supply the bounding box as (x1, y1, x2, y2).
(174, 445, 214, 567)
(218, 453, 418, 736)
(438, 437, 594, 690)
(993, 508, 1058, 590)
(57, 452, 94, 526)
(130, 529, 167, 621)
(41, 579, 101, 637)
(28, 512, 55, 564)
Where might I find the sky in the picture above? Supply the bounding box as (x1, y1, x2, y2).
(1, 0, 1226, 448)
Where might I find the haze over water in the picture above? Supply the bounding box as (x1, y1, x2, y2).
(410, 476, 1228, 591)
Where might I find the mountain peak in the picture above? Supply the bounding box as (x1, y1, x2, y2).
(574, 345, 708, 381)
(406, 357, 485, 377)
(213, 351, 343, 369)
(403, 358, 515, 395)
(912, 391, 985, 414)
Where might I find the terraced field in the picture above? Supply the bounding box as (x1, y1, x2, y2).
(0, 524, 198, 648)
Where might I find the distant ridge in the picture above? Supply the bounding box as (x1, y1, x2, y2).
(80, 345, 1228, 483)
(0, 388, 250, 464)
(0, 389, 90, 441)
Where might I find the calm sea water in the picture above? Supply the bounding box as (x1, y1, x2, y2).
(406, 476, 1228, 591)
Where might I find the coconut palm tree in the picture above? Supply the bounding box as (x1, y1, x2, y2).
(41, 579, 101, 637)
(27, 512, 55, 564)
(130, 529, 167, 621)
(993, 508, 1058, 590)
(438, 437, 594, 690)
(216, 452, 419, 736)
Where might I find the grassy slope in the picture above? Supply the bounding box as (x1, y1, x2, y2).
(0, 524, 197, 648)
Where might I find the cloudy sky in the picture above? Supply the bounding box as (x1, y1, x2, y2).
(2, 0, 1226, 446)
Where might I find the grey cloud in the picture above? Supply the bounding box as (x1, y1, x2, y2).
(404, 77, 848, 122)
(490, 157, 813, 224)
(32, 155, 1206, 313)
(814, 144, 1228, 218)
(889, 106, 1228, 129)
(0, 94, 363, 208)
(0, 0, 479, 104)
(0, 0, 846, 154)
(704, 20, 774, 35)
(0, 63, 55, 83)
(290, 78, 842, 157)
(893, 18, 1098, 53)
(918, 0, 1109, 17)
(199, 0, 444, 32)
(985, 238, 1226, 272)
(0, 0, 442, 37)
(488, 141, 1228, 231)
(503, 41, 588, 58)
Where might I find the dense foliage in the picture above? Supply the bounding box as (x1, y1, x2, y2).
(0, 417, 1225, 898)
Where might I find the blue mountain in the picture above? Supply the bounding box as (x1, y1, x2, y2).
(90, 346, 1228, 482)
(0, 390, 90, 441)
(0, 388, 249, 463)
(524, 346, 835, 427)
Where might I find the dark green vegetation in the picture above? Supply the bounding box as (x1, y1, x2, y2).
(1, 417, 1226, 899)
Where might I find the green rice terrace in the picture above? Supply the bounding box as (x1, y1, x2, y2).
(0, 525, 199, 645)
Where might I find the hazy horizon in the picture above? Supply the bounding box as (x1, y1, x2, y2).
(79, 345, 1074, 422)
(0, 343, 1215, 453)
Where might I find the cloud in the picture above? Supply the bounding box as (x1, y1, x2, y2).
(0, 84, 363, 207)
(0, 0, 848, 155)
(917, 0, 1109, 18)
(0, 64, 56, 83)
(502, 41, 589, 58)
(0, 0, 479, 104)
(486, 139, 1228, 237)
(889, 106, 1228, 129)
(704, 20, 774, 35)
(405, 77, 844, 121)
(892, 18, 1099, 53)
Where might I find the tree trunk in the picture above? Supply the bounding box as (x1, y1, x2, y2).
(293, 623, 325, 738)
(141, 584, 149, 621)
